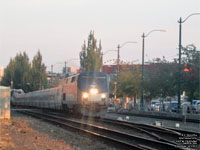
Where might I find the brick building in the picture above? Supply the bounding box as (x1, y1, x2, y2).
(102, 64, 140, 80)
(0, 66, 4, 82)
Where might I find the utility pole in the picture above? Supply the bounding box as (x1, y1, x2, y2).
(141, 33, 145, 111)
(115, 42, 137, 99)
(116, 44, 120, 100)
(178, 17, 182, 113)
(117, 44, 120, 83)
(140, 29, 165, 111)
(177, 13, 200, 113)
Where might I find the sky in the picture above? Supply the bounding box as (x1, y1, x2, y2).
(0, 0, 199, 72)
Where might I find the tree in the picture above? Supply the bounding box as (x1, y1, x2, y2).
(31, 50, 47, 91)
(2, 52, 32, 92)
(80, 31, 102, 71)
(144, 57, 177, 100)
(181, 44, 200, 100)
(1, 58, 15, 87)
(118, 65, 141, 100)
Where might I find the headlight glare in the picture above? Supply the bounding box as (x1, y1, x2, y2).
(90, 88, 98, 94)
(82, 92, 88, 99)
(101, 94, 106, 99)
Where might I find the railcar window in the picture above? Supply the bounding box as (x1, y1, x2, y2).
(82, 76, 106, 79)
(71, 76, 76, 83)
(63, 93, 66, 101)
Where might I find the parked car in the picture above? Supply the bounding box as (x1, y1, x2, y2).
(163, 101, 170, 111)
(181, 101, 191, 113)
(170, 101, 178, 112)
(192, 100, 200, 113)
(107, 104, 116, 112)
(196, 103, 200, 114)
(150, 100, 160, 111)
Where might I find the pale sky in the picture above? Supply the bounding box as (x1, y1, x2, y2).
(0, 0, 199, 72)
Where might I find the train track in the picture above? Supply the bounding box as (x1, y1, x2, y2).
(45, 110, 200, 150)
(98, 117, 199, 140)
(17, 110, 185, 150)
(45, 110, 200, 143)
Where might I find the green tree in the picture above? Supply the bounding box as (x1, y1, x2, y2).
(144, 57, 177, 100)
(31, 50, 47, 91)
(80, 31, 102, 71)
(1, 58, 15, 87)
(181, 44, 200, 100)
(118, 65, 141, 100)
(2, 52, 32, 92)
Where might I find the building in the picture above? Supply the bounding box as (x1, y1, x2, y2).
(0, 66, 4, 82)
(102, 64, 140, 80)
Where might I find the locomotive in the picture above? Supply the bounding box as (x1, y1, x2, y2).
(11, 71, 109, 115)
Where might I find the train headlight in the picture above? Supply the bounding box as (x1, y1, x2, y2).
(101, 94, 106, 99)
(90, 88, 98, 95)
(82, 92, 89, 99)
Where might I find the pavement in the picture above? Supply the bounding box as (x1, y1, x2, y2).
(103, 112, 200, 133)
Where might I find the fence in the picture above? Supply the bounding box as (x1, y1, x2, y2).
(0, 86, 10, 119)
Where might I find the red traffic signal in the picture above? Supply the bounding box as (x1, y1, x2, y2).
(184, 68, 189, 72)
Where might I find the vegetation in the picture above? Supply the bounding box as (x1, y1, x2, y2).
(109, 64, 141, 102)
(144, 57, 178, 101)
(2, 50, 47, 92)
(31, 51, 47, 91)
(109, 44, 199, 102)
(118, 65, 141, 99)
(181, 44, 200, 101)
(80, 31, 102, 71)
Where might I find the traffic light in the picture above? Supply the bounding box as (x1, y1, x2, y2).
(184, 64, 191, 72)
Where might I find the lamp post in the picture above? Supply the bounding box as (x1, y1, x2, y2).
(102, 50, 118, 65)
(102, 49, 118, 99)
(177, 13, 200, 113)
(141, 29, 166, 111)
(103, 41, 137, 100)
(117, 41, 137, 84)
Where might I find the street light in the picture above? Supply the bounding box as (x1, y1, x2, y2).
(141, 29, 166, 111)
(114, 41, 137, 100)
(103, 41, 137, 100)
(177, 13, 200, 113)
(102, 49, 118, 65)
(117, 41, 137, 83)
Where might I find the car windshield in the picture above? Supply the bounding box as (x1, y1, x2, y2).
(192, 100, 200, 105)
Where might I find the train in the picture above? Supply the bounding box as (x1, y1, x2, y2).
(11, 71, 109, 115)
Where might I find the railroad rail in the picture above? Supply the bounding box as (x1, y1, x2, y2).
(44, 110, 199, 143)
(17, 110, 185, 150)
(44, 110, 200, 150)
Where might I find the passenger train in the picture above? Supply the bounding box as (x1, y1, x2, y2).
(11, 71, 109, 115)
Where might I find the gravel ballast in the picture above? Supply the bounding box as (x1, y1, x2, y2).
(0, 110, 117, 150)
